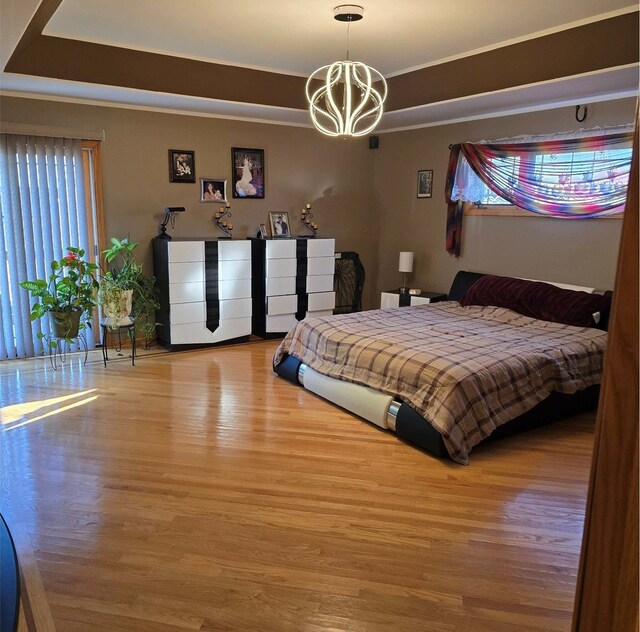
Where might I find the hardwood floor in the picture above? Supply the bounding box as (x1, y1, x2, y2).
(1, 341, 596, 631)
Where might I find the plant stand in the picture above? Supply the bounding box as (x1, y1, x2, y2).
(100, 318, 136, 367)
(45, 333, 89, 370)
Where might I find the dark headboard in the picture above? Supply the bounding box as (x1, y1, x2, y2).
(447, 271, 486, 302)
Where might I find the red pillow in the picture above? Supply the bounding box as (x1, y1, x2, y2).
(460, 275, 611, 329)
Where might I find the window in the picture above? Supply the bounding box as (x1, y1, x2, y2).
(0, 135, 103, 360)
(449, 130, 633, 218)
(468, 146, 632, 214)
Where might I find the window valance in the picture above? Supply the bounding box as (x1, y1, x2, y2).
(445, 128, 634, 257)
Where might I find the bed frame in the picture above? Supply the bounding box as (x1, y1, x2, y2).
(273, 271, 604, 461)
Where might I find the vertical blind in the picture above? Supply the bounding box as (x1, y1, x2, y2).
(0, 134, 90, 360)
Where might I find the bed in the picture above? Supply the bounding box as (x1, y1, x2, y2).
(273, 271, 611, 464)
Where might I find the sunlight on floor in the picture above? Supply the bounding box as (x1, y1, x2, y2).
(1, 388, 99, 431)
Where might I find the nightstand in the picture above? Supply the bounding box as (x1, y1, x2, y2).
(380, 289, 447, 308)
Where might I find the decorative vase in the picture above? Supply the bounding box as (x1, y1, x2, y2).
(101, 289, 133, 326)
(49, 310, 82, 339)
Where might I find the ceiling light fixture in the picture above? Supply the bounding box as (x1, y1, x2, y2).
(306, 5, 387, 138)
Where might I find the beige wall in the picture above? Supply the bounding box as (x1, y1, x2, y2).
(0, 96, 379, 307)
(1, 95, 636, 310)
(372, 98, 635, 298)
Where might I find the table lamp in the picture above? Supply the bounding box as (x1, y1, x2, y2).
(157, 207, 186, 240)
(398, 251, 414, 293)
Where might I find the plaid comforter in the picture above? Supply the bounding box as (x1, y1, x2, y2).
(274, 302, 606, 464)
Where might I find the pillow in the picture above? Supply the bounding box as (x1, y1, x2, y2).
(460, 274, 612, 329)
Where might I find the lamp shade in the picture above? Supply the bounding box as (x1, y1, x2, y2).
(398, 252, 414, 273)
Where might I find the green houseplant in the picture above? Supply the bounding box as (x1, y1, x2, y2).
(99, 237, 160, 337)
(20, 247, 99, 345)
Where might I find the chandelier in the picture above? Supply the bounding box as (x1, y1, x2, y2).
(306, 5, 387, 138)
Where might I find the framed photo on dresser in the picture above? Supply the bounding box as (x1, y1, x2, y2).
(269, 212, 291, 238)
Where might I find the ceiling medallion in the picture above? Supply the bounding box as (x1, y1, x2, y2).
(306, 5, 388, 138)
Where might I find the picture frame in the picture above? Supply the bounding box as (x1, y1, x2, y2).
(200, 178, 227, 203)
(169, 150, 195, 183)
(258, 223, 268, 239)
(417, 169, 433, 198)
(268, 212, 291, 239)
(232, 147, 264, 199)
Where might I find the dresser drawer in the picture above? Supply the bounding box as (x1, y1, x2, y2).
(219, 278, 251, 300)
(306, 274, 333, 293)
(266, 314, 297, 333)
(168, 241, 204, 263)
(266, 240, 296, 259)
(267, 294, 297, 316)
(169, 261, 204, 284)
(266, 276, 295, 297)
(219, 259, 251, 281)
(169, 282, 205, 304)
(218, 240, 251, 261)
(170, 301, 205, 324)
(307, 239, 335, 258)
(308, 291, 335, 311)
(220, 297, 252, 320)
(266, 258, 297, 278)
(305, 309, 334, 319)
(171, 317, 251, 345)
(307, 256, 335, 276)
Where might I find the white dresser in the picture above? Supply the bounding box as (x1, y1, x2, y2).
(153, 238, 252, 349)
(251, 237, 336, 336)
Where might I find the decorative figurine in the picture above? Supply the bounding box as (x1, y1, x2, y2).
(215, 203, 233, 238)
(300, 203, 318, 237)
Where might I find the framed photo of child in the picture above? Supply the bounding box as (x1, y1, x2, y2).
(200, 178, 227, 203)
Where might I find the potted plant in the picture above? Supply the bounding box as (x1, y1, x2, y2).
(20, 247, 99, 345)
(99, 237, 160, 337)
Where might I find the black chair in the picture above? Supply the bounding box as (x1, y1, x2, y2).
(334, 251, 365, 314)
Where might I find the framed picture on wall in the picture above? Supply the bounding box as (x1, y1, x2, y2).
(269, 212, 291, 238)
(417, 169, 433, 198)
(169, 150, 195, 183)
(231, 147, 265, 199)
(200, 178, 227, 203)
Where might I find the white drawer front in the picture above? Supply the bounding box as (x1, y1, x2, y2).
(171, 317, 251, 345)
(307, 239, 335, 258)
(266, 258, 297, 278)
(266, 314, 297, 333)
(169, 261, 204, 284)
(380, 293, 399, 309)
(305, 310, 334, 319)
(220, 297, 252, 320)
(168, 241, 204, 263)
(307, 256, 335, 276)
(267, 294, 297, 316)
(218, 240, 251, 261)
(266, 240, 296, 259)
(171, 301, 206, 325)
(411, 295, 435, 306)
(306, 274, 333, 293)
(308, 291, 335, 311)
(169, 282, 205, 304)
(219, 259, 251, 281)
(266, 276, 295, 297)
(219, 278, 251, 300)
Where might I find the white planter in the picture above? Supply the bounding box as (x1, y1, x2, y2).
(101, 289, 133, 326)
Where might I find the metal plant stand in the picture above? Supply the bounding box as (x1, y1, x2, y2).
(100, 318, 136, 367)
(45, 333, 89, 370)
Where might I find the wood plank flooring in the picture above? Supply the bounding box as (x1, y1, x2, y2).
(0, 341, 596, 631)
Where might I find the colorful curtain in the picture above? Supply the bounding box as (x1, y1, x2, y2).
(445, 130, 634, 256)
